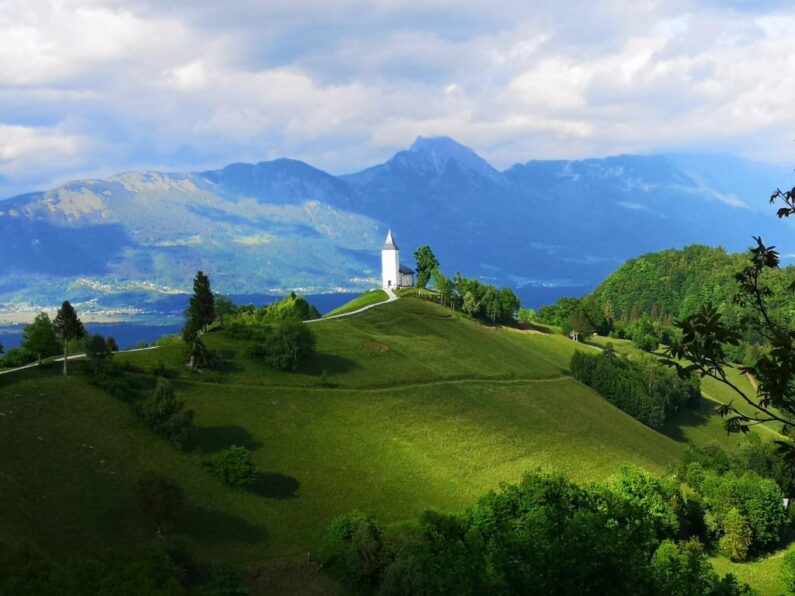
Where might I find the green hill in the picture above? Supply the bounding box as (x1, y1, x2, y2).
(0, 297, 763, 590)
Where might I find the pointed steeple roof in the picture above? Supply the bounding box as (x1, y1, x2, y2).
(383, 229, 398, 250)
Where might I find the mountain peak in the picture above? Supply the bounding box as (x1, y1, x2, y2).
(400, 136, 501, 181)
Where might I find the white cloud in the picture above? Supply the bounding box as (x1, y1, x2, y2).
(1, 0, 794, 198)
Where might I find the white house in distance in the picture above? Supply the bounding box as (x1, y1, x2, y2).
(381, 230, 415, 289)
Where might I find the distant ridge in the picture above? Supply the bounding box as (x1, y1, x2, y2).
(1, 136, 793, 319)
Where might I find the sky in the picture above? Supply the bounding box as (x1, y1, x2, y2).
(1, 0, 794, 198)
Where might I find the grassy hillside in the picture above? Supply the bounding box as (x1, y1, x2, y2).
(0, 297, 765, 589)
(323, 289, 388, 317)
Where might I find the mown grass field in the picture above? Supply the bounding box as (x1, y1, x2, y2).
(0, 297, 780, 592)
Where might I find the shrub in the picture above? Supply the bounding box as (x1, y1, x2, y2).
(720, 508, 752, 562)
(0, 347, 35, 368)
(135, 472, 185, 535)
(698, 470, 786, 554)
(211, 445, 257, 488)
(322, 510, 384, 589)
(138, 378, 195, 448)
(650, 539, 718, 596)
(609, 466, 683, 541)
(249, 319, 316, 371)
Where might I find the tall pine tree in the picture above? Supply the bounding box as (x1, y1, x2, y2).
(53, 301, 86, 376)
(183, 271, 215, 371)
(187, 271, 215, 332)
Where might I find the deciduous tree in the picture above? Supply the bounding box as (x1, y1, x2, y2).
(21, 312, 60, 366)
(413, 245, 439, 289)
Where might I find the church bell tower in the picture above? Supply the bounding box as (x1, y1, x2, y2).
(381, 229, 399, 289)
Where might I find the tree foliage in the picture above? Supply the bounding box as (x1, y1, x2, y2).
(138, 378, 195, 448)
(211, 445, 258, 488)
(413, 245, 439, 289)
(187, 270, 215, 332)
(248, 318, 316, 371)
(226, 293, 320, 334)
(21, 312, 60, 366)
(322, 472, 752, 596)
(53, 300, 86, 376)
(571, 346, 699, 429)
(85, 334, 113, 375)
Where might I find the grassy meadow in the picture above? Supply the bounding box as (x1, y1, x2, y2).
(0, 296, 783, 592)
(322, 289, 388, 317)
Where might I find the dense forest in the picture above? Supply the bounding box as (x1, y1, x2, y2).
(537, 245, 795, 361)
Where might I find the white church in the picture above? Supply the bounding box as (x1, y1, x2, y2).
(381, 230, 415, 289)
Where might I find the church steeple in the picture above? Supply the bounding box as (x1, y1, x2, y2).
(383, 229, 398, 250)
(381, 229, 400, 289)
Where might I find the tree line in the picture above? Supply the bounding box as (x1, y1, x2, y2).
(533, 244, 795, 358)
(570, 345, 700, 429)
(409, 245, 520, 325)
(321, 465, 767, 596)
(0, 302, 119, 375)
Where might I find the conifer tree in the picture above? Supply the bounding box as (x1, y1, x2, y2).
(187, 271, 215, 332)
(53, 301, 86, 376)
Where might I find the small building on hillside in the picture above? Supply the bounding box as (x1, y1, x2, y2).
(381, 230, 415, 289)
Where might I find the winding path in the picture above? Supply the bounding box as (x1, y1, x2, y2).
(0, 345, 161, 377)
(305, 287, 398, 324)
(1, 290, 398, 377)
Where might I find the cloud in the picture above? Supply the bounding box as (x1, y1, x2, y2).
(1, 0, 795, 198)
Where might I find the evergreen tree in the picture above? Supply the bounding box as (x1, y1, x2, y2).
(187, 271, 215, 332)
(53, 301, 86, 376)
(21, 312, 60, 366)
(85, 334, 113, 375)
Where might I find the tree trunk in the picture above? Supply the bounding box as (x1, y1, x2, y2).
(62, 342, 68, 376)
(37, 353, 42, 367)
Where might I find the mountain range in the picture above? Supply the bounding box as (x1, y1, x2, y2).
(1, 136, 793, 321)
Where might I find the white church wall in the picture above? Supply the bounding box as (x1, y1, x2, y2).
(382, 247, 399, 288)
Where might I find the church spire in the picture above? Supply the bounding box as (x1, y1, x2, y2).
(383, 229, 398, 250)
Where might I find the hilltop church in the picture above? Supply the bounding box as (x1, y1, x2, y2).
(381, 230, 414, 289)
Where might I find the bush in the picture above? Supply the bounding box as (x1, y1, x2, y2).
(138, 378, 195, 448)
(211, 445, 257, 488)
(609, 466, 683, 541)
(249, 319, 316, 371)
(135, 472, 185, 535)
(322, 510, 384, 589)
(651, 539, 720, 596)
(719, 508, 752, 562)
(0, 347, 35, 368)
(697, 470, 787, 554)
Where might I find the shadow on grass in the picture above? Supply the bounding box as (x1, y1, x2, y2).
(180, 506, 268, 543)
(298, 353, 359, 377)
(193, 425, 263, 453)
(213, 350, 244, 375)
(248, 472, 300, 500)
(662, 398, 722, 443)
